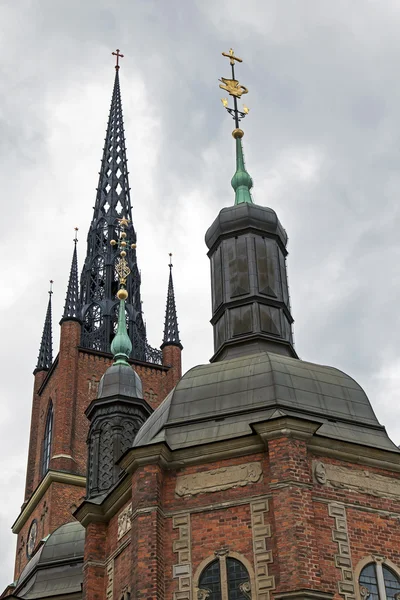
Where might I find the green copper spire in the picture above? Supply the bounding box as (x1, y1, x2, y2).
(231, 132, 253, 205)
(111, 294, 132, 365)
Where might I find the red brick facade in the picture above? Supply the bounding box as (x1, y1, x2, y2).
(75, 417, 400, 600)
(12, 318, 181, 581)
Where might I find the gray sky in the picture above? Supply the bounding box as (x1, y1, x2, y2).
(1, 0, 400, 587)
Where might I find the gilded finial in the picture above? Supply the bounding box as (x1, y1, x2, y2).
(110, 216, 136, 295)
(219, 47, 249, 134)
(109, 216, 135, 364)
(218, 49, 253, 205)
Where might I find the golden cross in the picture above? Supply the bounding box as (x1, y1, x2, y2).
(222, 48, 243, 66)
(112, 48, 124, 70)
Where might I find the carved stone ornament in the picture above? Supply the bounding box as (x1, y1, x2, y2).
(175, 462, 262, 497)
(240, 581, 252, 599)
(214, 546, 230, 557)
(197, 589, 211, 600)
(314, 461, 327, 485)
(117, 503, 132, 540)
(360, 586, 371, 600)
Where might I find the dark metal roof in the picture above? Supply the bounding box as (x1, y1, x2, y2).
(134, 351, 399, 453)
(97, 363, 143, 400)
(16, 522, 84, 600)
(78, 69, 162, 366)
(34, 291, 53, 374)
(161, 262, 182, 349)
(61, 239, 81, 323)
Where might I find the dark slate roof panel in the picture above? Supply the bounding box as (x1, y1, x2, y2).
(134, 351, 399, 453)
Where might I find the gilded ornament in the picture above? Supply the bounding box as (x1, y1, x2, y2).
(219, 77, 248, 99)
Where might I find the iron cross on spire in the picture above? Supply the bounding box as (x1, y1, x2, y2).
(112, 48, 124, 70)
(219, 48, 249, 131)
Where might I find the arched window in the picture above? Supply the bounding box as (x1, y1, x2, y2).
(41, 403, 53, 477)
(197, 555, 252, 600)
(358, 559, 400, 600)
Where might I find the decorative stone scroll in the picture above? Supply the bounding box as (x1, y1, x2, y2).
(313, 461, 400, 500)
(172, 513, 192, 600)
(117, 503, 132, 541)
(251, 499, 275, 600)
(328, 503, 355, 600)
(176, 462, 262, 497)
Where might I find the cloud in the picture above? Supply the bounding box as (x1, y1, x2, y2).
(2, 0, 400, 589)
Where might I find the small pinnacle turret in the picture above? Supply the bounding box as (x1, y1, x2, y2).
(161, 254, 182, 349)
(35, 282, 53, 374)
(61, 229, 81, 323)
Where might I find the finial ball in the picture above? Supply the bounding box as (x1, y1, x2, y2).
(120, 250, 127, 257)
(131, 243, 137, 249)
(232, 128, 244, 139)
(117, 288, 128, 300)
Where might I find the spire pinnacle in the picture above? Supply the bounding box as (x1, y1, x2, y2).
(110, 217, 135, 364)
(61, 228, 81, 323)
(112, 48, 124, 70)
(161, 254, 182, 349)
(35, 281, 53, 374)
(219, 48, 253, 205)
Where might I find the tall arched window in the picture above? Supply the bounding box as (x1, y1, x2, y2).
(41, 402, 53, 477)
(358, 560, 400, 600)
(197, 555, 252, 600)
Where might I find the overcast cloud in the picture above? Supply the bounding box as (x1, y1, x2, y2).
(1, 0, 400, 588)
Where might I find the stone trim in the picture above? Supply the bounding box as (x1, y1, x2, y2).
(117, 503, 132, 540)
(175, 462, 262, 497)
(106, 559, 114, 600)
(328, 502, 355, 600)
(313, 461, 400, 500)
(172, 513, 192, 600)
(251, 498, 275, 600)
(314, 496, 400, 519)
(12, 471, 86, 533)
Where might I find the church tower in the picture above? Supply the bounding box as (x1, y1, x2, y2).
(9, 52, 182, 584)
(7, 46, 400, 600)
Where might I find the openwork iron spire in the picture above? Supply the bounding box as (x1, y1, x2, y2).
(219, 48, 253, 205)
(161, 254, 182, 349)
(61, 228, 81, 323)
(79, 52, 161, 364)
(35, 282, 53, 374)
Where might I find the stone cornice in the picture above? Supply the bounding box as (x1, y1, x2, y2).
(253, 416, 321, 442)
(12, 471, 86, 533)
(74, 417, 400, 529)
(308, 436, 400, 472)
(74, 472, 132, 528)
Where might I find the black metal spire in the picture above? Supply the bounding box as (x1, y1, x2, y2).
(34, 282, 53, 374)
(61, 229, 81, 323)
(79, 53, 161, 364)
(161, 254, 182, 349)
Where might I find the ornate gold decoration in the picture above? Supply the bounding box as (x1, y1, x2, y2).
(232, 128, 244, 139)
(222, 48, 243, 65)
(110, 216, 136, 293)
(219, 77, 248, 99)
(221, 98, 228, 107)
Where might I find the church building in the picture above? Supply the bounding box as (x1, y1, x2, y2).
(2, 48, 400, 600)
